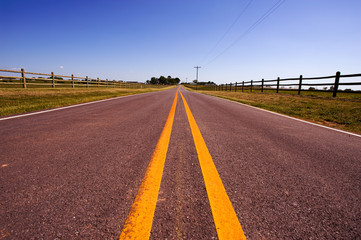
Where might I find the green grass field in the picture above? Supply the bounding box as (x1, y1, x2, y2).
(185, 86, 361, 134)
(0, 87, 173, 117)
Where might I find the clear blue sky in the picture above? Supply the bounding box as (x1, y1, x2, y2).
(1, 0, 361, 87)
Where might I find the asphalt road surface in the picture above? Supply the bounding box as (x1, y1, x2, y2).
(1, 87, 360, 239)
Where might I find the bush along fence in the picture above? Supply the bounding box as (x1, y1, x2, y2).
(191, 71, 361, 97)
(0, 68, 164, 89)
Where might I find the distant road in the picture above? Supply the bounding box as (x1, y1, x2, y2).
(1, 87, 360, 239)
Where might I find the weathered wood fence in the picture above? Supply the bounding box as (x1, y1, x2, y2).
(0, 68, 162, 89)
(192, 71, 361, 97)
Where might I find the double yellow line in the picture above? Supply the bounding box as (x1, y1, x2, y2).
(119, 89, 246, 240)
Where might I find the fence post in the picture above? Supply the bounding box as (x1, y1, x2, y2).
(52, 72, 55, 88)
(71, 74, 74, 88)
(86, 76, 89, 88)
(242, 81, 244, 92)
(261, 78, 264, 93)
(251, 80, 253, 92)
(276, 77, 280, 93)
(97, 78, 99, 88)
(298, 75, 303, 95)
(229, 83, 232, 91)
(21, 68, 27, 88)
(333, 71, 340, 97)
(106, 79, 108, 88)
(235, 82, 237, 92)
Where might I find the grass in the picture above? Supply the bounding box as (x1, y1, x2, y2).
(0, 87, 174, 117)
(187, 85, 361, 99)
(185, 87, 361, 134)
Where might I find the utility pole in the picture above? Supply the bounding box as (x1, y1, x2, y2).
(194, 66, 201, 83)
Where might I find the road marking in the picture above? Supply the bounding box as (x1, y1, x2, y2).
(179, 91, 247, 240)
(195, 91, 361, 138)
(119, 89, 179, 239)
(0, 91, 157, 121)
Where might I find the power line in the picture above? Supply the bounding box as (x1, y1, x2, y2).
(205, 0, 286, 66)
(201, 0, 254, 63)
(194, 66, 201, 82)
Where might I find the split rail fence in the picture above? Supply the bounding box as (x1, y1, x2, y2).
(195, 71, 361, 97)
(0, 68, 162, 89)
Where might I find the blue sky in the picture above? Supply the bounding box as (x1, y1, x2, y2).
(1, 0, 361, 87)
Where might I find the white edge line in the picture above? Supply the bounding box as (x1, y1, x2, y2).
(193, 91, 361, 138)
(0, 91, 156, 121)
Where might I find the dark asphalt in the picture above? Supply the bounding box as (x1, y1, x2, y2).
(1, 87, 360, 239)
(180, 90, 361, 239)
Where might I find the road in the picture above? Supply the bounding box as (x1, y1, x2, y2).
(1, 87, 360, 239)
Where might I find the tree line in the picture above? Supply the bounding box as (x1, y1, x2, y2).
(146, 76, 180, 85)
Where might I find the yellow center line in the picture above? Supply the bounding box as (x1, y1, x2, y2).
(119, 89, 179, 240)
(179, 91, 247, 240)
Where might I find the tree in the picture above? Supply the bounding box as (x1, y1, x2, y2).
(48, 76, 63, 80)
(159, 76, 166, 84)
(150, 77, 158, 84)
(147, 75, 181, 85)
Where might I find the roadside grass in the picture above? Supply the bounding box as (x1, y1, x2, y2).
(186, 85, 361, 99)
(186, 87, 361, 134)
(0, 87, 174, 117)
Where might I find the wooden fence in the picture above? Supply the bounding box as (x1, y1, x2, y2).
(191, 71, 361, 97)
(0, 68, 163, 89)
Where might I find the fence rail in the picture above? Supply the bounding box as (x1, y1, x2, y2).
(0, 68, 163, 89)
(193, 71, 361, 97)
